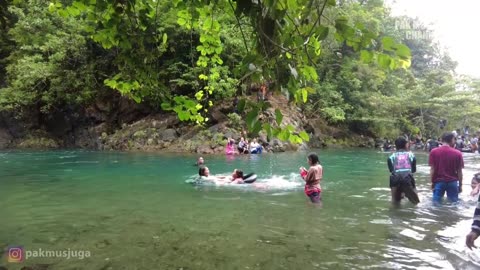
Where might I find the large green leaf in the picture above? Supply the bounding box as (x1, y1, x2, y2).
(299, 131, 310, 142)
(277, 130, 290, 141)
(301, 88, 308, 103)
(287, 0, 297, 9)
(252, 121, 263, 135)
(275, 109, 283, 126)
(360, 50, 373, 64)
(381, 36, 395, 51)
(237, 99, 246, 113)
(317, 25, 329, 40)
(263, 123, 273, 140)
(378, 53, 392, 69)
(395, 44, 411, 60)
(161, 102, 172, 111)
(246, 108, 259, 129)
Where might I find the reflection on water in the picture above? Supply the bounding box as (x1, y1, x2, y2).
(1, 149, 480, 269)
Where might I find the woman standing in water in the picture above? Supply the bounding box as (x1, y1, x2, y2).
(300, 153, 323, 203)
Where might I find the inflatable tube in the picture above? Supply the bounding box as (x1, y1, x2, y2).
(242, 173, 257, 184)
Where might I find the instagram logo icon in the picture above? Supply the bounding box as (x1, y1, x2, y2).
(8, 246, 24, 262)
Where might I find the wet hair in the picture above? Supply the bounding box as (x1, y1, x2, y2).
(198, 166, 207, 176)
(236, 170, 244, 178)
(394, 136, 408, 150)
(441, 132, 455, 143)
(307, 153, 320, 165)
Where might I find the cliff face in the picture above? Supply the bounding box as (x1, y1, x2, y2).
(0, 94, 375, 152)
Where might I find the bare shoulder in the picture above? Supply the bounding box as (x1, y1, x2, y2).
(310, 164, 323, 172)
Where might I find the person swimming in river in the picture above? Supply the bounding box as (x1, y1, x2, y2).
(231, 169, 244, 184)
(299, 153, 323, 203)
(198, 166, 245, 184)
(195, 157, 205, 166)
(387, 136, 420, 205)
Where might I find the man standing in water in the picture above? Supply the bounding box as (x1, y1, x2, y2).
(429, 132, 464, 203)
(388, 136, 420, 205)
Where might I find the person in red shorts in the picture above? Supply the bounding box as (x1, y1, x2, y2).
(429, 132, 464, 203)
(299, 153, 323, 203)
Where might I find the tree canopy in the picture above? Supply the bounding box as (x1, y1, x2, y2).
(0, 0, 477, 143)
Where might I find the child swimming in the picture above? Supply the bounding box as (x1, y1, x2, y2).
(198, 166, 245, 185)
(231, 169, 244, 184)
(471, 173, 480, 196)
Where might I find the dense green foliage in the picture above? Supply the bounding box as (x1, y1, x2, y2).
(0, 0, 478, 142)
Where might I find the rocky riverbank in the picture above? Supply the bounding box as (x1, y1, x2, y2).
(0, 94, 377, 153)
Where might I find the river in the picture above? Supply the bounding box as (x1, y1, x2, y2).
(1, 149, 480, 269)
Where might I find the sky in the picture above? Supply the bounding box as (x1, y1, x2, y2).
(386, 0, 480, 78)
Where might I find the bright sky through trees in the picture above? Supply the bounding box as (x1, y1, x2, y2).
(387, 0, 480, 78)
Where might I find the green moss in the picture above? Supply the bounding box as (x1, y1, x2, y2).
(227, 113, 243, 127)
(198, 130, 212, 139)
(133, 130, 147, 139)
(212, 132, 226, 147)
(18, 136, 59, 149)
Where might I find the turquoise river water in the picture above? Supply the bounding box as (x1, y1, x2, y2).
(1, 149, 480, 270)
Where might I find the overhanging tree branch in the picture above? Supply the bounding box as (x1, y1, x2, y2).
(228, 0, 250, 53)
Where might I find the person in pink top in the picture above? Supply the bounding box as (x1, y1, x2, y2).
(300, 153, 323, 203)
(429, 132, 464, 203)
(225, 138, 235, 155)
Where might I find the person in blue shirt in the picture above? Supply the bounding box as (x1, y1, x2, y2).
(388, 136, 420, 205)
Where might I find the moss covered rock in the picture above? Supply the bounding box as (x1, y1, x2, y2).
(17, 136, 59, 149)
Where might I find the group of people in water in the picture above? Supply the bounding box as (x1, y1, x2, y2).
(383, 130, 479, 154)
(425, 134, 478, 153)
(386, 131, 480, 249)
(195, 130, 480, 249)
(388, 132, 465, 205)
(194, 152, 324, 203)
(195, 157, 252, 185)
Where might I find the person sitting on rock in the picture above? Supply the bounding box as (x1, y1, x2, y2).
(250, 139, 263, 154)
(225, 138, 236, 155)
(237, 137, 249, 154)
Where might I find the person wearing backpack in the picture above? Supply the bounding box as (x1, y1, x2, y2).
(388, 136, 420, 205)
